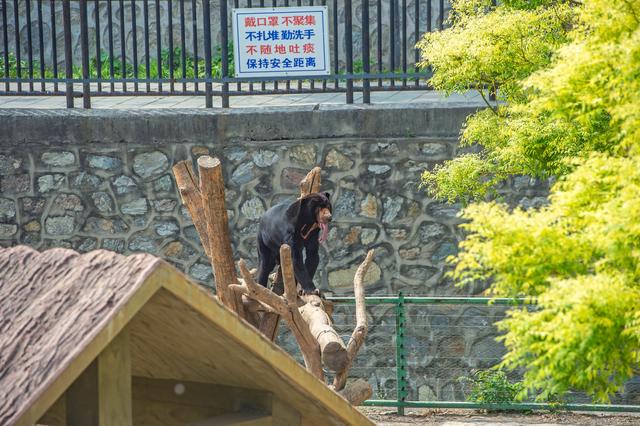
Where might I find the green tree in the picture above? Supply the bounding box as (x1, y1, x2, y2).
(418, 0, 640, 401)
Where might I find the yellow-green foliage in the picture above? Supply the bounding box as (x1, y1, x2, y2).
(420, 0, 640, 201)
(417, 4, 571, 102)
(418, 0, 640, 401)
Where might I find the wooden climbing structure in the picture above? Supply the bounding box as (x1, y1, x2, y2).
(172, 158, 374, 405)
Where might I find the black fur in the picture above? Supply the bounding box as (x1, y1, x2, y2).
(256, 192, 332, 294)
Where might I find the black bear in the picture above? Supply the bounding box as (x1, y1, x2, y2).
(256, 192, 332, 295)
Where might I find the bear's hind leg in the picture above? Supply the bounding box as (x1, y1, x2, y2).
(257, 236, 276, 287)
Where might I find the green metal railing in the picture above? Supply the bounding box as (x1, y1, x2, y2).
(326, 293, 640, 414)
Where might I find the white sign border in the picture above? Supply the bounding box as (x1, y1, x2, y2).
(232, 6, 331, 78)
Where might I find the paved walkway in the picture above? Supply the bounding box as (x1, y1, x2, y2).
(0, 89, 484, 109)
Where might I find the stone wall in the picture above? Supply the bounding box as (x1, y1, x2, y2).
(0, 135, 472, 294)
(0, 105, 549, 297)
(1, 0, 451, 72)
(0, 105, 558, 402)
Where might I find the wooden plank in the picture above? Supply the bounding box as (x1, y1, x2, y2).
(272, 397, 301, 426)
(132, 400, 229, 426)
(132, 377, 271, 410)
(66, 361, 99, 426)
(37, 394, 66, 426)
(188, 412, 272, 426)
(131, 377, 272, 426)
(97, 328, 132, 426)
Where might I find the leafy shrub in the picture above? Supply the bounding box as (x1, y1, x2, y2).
(459, 369, 523, 405)
(0, 45, 235, 80)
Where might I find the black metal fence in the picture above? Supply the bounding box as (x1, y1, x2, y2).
(0, 0, 448, 107)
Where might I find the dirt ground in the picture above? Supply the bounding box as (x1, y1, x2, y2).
(359, 407, 640, 425)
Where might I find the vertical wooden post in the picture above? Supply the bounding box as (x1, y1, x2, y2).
(197, 156, 238, 311)
(66, 329, 132, 426)
(97, 328, 132, 426)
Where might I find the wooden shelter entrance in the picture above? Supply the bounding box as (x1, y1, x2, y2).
(0, 246, 373, 426)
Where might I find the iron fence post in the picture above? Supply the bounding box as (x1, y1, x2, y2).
(344, 0, 353, 104)
(1, 0, 8, 92)
(332, 0, 338, 90)
(26, 0, 33, 92)
(220, 0, 230, 108)
(203, 0, 213, 108)
(154, 0, 162, 92)
(79, 0, 91, 108)
(168, 0, 174, 93)
(362, 0, 370, 104)
(37, 0, 45, 92)
(62, 0, 73, 108)
(95, 0, 101, 93)
(119, 0, 126, 92)
(50, 0, 58, 93)
(395, 291, 407, 415)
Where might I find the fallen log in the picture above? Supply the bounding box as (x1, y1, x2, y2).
(299, 296, 347, 373)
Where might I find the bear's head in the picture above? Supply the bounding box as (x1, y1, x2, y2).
(287, 192, 332, 242)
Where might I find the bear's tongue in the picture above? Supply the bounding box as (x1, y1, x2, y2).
(318, 222, 329, 244)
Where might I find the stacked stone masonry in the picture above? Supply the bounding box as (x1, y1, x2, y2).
(0, 106, 558, 402)
(0, 137, 549, 294)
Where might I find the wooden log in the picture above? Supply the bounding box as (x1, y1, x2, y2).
(258, 314, 281, 342)
(197, 156, 237, 311)
(298, 295, 347, 373)
(233, 290, 248, 320)
(333, 250, 374, 390)
(172, 160, 211, 258)
(238, 262, 287, 316)
(231, 286, 260, 327)
(299, 166, 322, 197)
(240, 253, 323, 380)
(260, 268, 282, 341)
(240, 295, 279, 315)
(278, 246, 324, 380)
(338, 379, 373, 406)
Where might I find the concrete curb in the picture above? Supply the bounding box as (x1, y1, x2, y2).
(0, 103, 482, 145)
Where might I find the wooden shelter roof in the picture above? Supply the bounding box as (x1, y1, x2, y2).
(0, 246, 372, 426)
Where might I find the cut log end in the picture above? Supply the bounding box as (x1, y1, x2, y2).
(322, 342, 348, 373)
(197, 155, 220, 168)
